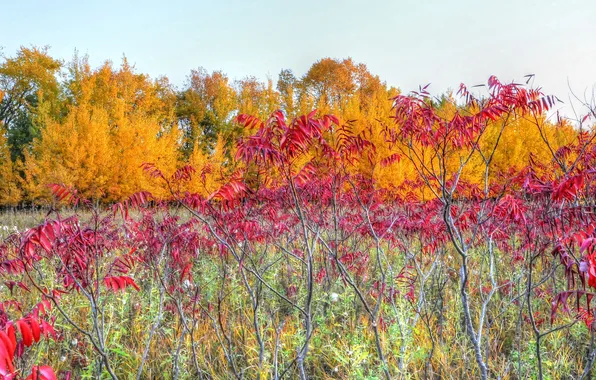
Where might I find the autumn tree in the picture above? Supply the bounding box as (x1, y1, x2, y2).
(296, 58, 403, 181)
(23, 58, 179, 202)
(0, 126, 21, 205)
(176, 68, 237, 157)
(299, 58, 358, 113)
(185, 133, 229, 197)
(277, 69, 297, 117)
(0, 46, 62, 162)
(236, 76, 279, 121)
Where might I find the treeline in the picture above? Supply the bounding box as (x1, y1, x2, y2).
(0, 46, 573, 205)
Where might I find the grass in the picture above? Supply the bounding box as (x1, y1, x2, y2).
(0, 208, 592, 379)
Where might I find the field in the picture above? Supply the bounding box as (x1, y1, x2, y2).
(0, 188, 593, 380)
(2, 49, 596, 379)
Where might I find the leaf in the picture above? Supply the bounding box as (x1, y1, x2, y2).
(552, 174, 585, 202)
(208, 178, 250, 209)
(46, 184, 78, 205)
(380, 153, 401, 167)
(27, 365, 57, 380)
(5, 323, 16, 352)
(104, 276, 140, 292)
(28, 319, 41, 343)
(236, 113, 264, 129)
(581, 238, 595, 253)
(38, 231, 52, 252)
(141, 163, 165, 180)
(40, 320, 56, 340)
(17, 319, 33, 347)
(0, 334, 15, 376)
(126, 277, 141, 291)
(293, 163, 317, 186)
(0, 331, 15, 359)
(172, 165, 196, 182)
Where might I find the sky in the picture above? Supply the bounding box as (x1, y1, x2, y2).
(1, 0, 595, 118)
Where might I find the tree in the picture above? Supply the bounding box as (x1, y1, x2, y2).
(0, 46, 62, 162)
(277, 69, 297, 117)
(177, 68, 237, 157)
(0, 126, 21, 205)
(185, 133, 228, 197)
(23, 58, 179, 202)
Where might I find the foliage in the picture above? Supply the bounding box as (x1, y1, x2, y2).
(1, 46, 596, 379)
(0, 47, 572, 206)
(0, 46, 62, 163)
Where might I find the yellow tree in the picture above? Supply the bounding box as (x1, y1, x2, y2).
(237, 77, 280, 123)
(277, 69, 297, 117)
(22, 103, 113, 201)
(300, 58, 357, 114)
(186, 133, 229, 197)
(177, 68, 237, 157)
(0, 126, 21, 205)
(298, 58, 406, 185)
(23, 58, 180, 202)
(94, 59, 179, 199)
(0, 46, 62, 162)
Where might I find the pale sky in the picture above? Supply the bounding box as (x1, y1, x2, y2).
(2, 0, 595, 118)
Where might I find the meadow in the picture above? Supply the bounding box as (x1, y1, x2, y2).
(1, 48, 596, 379)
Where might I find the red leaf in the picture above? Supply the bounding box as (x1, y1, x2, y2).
(17, 319, 33, 347)
(380, 153, 401, 167)
(0, 334, 15, 377)
(552, 174, 585, 202)
(40, 320, 56, 340)
(293, 163, 317, 186)
(17, 282, 31, 293)
(6, 323, 16, 351)
(27, 365, 57, 380)
(581, 238, 595, 253)
(125, 277, 140, 291)
(0, 331, 15, 359)
(47, 184, 78, 205)
(104, 276, 140, 292)
(28, 319, 41, 343)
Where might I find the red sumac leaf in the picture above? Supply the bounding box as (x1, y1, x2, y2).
(581, 238, 595, 254)
(40, 320, 56, 340)
(104, 276, 140, 292)
(17, 319, 33, 347)
(28, 319, 41, 344)
(0, 331, 15, 359)
(380, 153, 401, 167)
(0, 334, 15, 376)
(27, 365, 57, 380)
